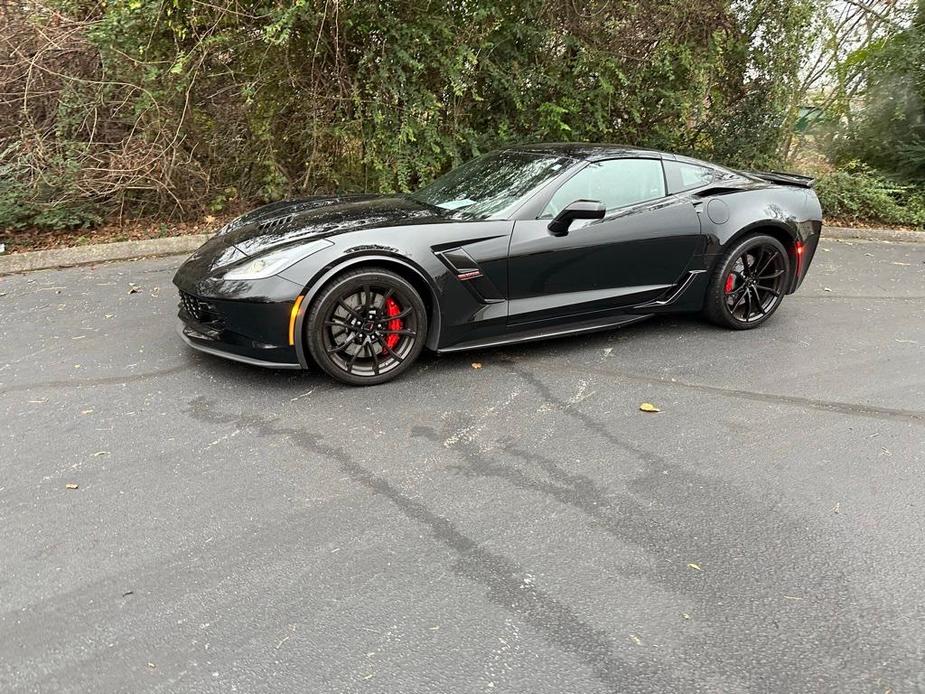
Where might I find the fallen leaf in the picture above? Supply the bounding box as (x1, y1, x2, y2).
(639, 403, 661, 413)
(204, 215, 216, 224)
(65, 483, 79, 490)
(687, 563, 702, 571)
(471, 362, 482, 369)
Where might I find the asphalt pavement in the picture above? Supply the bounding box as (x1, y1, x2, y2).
(1, 239, 923, 693)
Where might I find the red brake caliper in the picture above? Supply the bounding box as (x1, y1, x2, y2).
(384, 297, 403, 350)
(724, 274, 735, 294)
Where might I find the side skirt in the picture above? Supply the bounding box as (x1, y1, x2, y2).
(436, 314, 652, 354)
(635, 270, 707, 308)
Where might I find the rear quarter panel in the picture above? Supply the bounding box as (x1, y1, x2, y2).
(699, 186, 822, 292)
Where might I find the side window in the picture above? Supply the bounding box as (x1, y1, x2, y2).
(541, 159, 666, 218)
(664, 160, 714, 194)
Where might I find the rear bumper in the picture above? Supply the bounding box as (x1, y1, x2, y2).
(790, 220, 822, 292)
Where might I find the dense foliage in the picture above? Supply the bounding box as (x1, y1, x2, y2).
(831, 2, 925, 184)
(1, 0, 817, 230)
(815, 163, 925, 227)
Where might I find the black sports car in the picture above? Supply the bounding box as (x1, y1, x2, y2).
(174, 143, 822, 385)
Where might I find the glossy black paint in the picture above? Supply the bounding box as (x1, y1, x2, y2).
(173, 143, 823, 369)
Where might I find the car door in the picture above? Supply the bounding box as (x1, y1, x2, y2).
(506, 157, 703, 326)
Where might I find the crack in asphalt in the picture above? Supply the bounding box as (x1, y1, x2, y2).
(0, 363, 192, 396)
(184, 396, 670, 693)
(423, 364, 905, 691)
(496, 357, 925, 424)
(792, 295, 925, 301)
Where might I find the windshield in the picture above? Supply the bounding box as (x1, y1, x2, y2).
(408, 151, 573, 219)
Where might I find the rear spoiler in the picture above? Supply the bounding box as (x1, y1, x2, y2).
(746, 170, 815, 189)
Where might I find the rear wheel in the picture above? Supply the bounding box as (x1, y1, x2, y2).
(306, 268, 427, 386)
(704, 234, 790, 329)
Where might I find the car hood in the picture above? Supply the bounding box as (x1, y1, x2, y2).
(218, 194, 449, 257)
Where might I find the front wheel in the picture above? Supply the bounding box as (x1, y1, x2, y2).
(703, 234, 791, 329)
(306, 268, 427, 386)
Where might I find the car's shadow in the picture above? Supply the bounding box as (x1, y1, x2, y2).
(421, 313, 711, 370)
(189, 313, 713, 391)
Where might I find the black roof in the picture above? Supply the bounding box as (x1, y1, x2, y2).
(503, 142, 669, 162)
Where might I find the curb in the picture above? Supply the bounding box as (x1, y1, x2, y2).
(821, 225, 924, 244)
(0, 224, 921, 276)
(0, 234, 210, 276)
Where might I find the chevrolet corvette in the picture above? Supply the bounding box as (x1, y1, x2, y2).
(174, 144, 822, 385)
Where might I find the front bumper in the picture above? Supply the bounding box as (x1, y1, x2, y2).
(178, 323, 302, 369)
(174, 246, 306, 369)
(175, 292, 303, 369)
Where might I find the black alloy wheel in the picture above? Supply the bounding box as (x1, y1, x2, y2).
(704, 234, 790, 329)
(306, 268, 427, 385)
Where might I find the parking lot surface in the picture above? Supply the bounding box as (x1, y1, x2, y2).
(1, 239, 923, 693)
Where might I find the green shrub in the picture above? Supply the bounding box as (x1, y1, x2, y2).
(0, 0, 818, 232)
(0, 145, 102, 230)
(816, 163, 925, 228)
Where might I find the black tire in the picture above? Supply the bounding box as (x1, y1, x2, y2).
(306, 267, 428, 386)
(703, 233, 791, 329)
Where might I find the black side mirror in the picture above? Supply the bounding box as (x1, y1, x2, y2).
(547, 200, 606, 236)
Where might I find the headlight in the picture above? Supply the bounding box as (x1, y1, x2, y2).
(220, 239, 333, 280)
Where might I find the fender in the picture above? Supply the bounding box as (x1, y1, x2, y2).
(705, 219, 813, 295)
(710, 219, 798, 252)
(290, 251, 442, 368)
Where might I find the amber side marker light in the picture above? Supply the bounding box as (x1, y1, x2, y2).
(288, 295, 305, 346)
